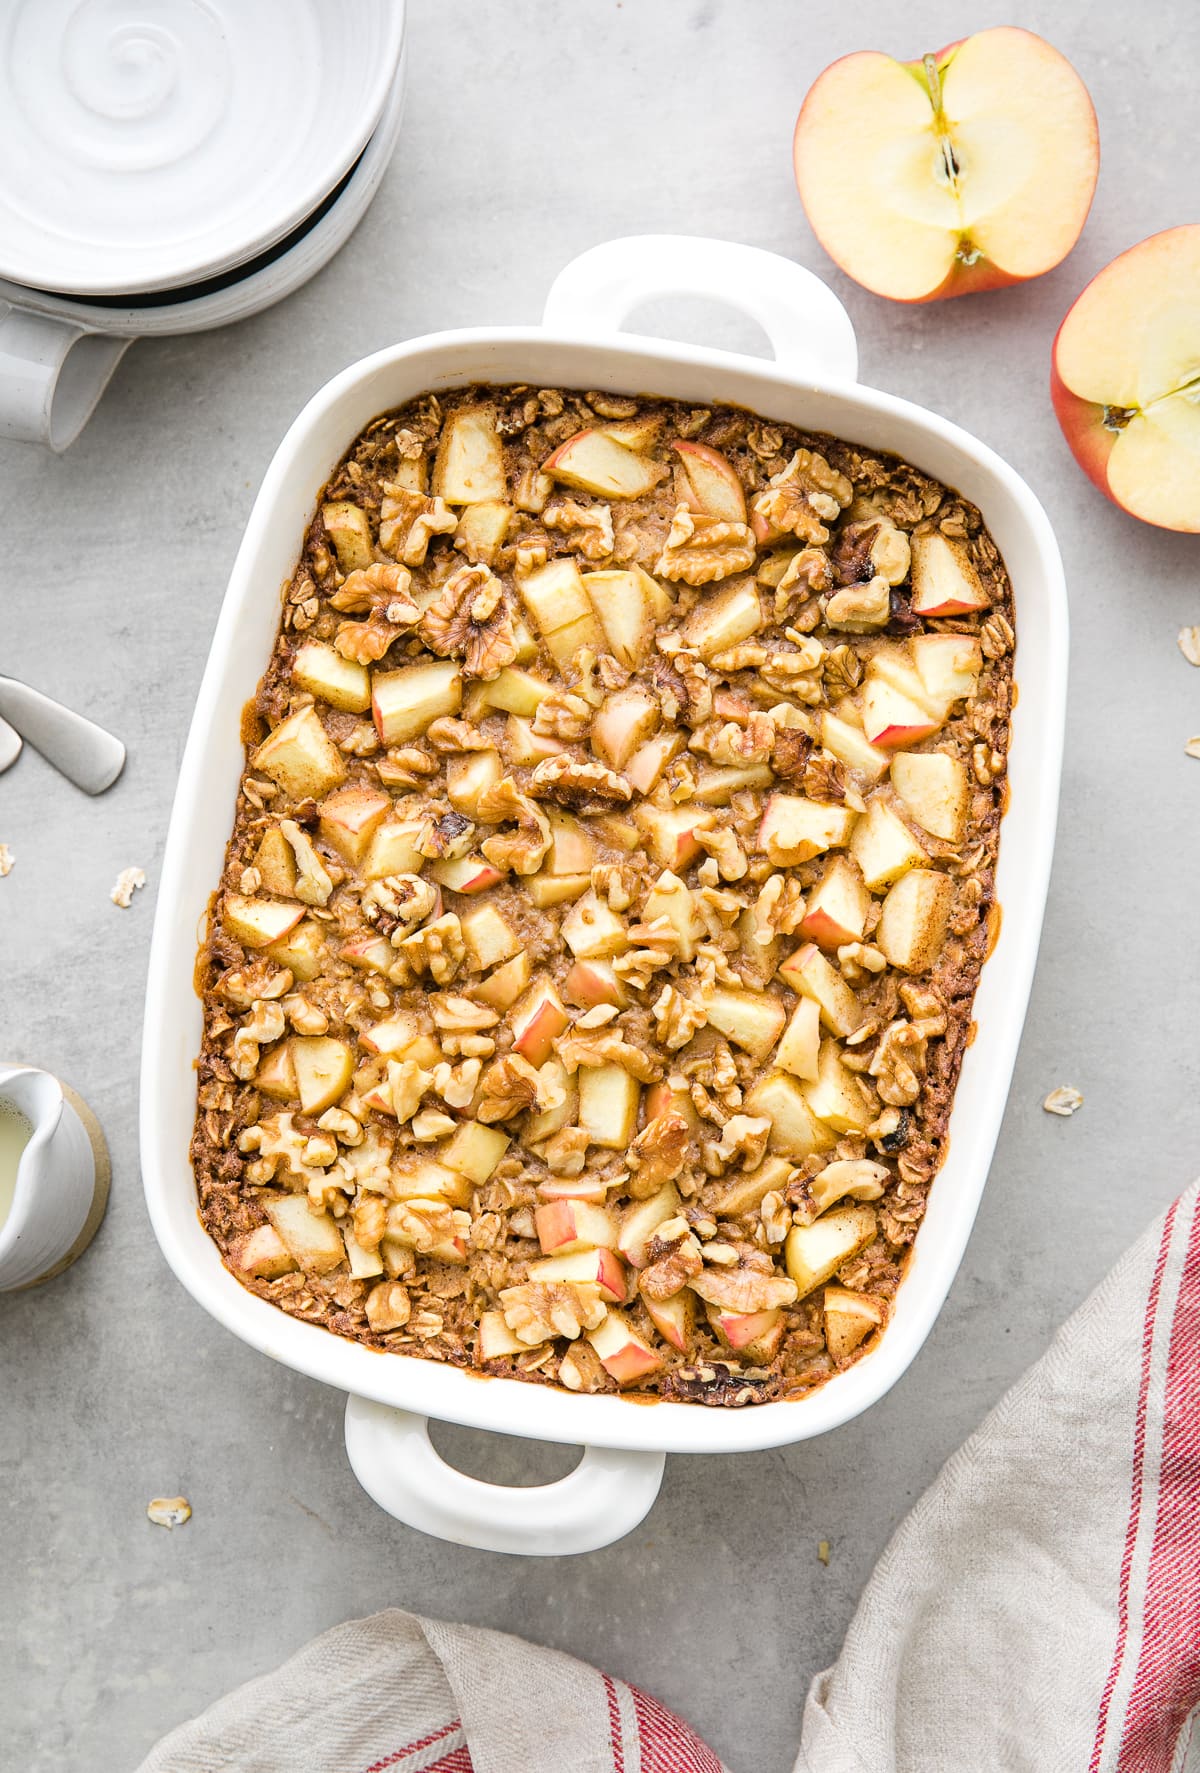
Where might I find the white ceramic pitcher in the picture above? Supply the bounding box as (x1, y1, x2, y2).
(0, 1065, 106, 1291)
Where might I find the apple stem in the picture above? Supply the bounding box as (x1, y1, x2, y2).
(922, 53, 962, 194)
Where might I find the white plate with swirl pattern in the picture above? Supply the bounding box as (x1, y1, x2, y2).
(0, 0, 406, 296)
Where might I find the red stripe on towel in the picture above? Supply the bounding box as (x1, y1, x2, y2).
(1115, 1193, 1200, 1770)
(630, 1683, 726, 1772)
(1089, 1200, 1178, 1773)
(604, 1673, 626, 1773)
(363, 1719, 465, 1772)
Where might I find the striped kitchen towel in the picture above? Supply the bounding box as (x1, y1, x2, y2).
(797, 1178, 1200, 1773)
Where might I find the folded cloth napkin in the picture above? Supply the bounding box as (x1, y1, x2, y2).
(137, 1183, 1200, 1773)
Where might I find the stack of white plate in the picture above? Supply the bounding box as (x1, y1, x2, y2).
(0, 0, 407, 449)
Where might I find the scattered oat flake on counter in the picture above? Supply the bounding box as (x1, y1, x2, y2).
(147, 1496, 191, 1529)
(1178, 627, 1200, 666)
(1043, 1086, 1083, 1117)
(1186, 738, 1200, 760)
(817, 1540, 831, 1565)
(0, 844, 12, 877)
(110, 866, 146, 908)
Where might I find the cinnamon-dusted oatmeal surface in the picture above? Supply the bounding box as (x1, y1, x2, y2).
(191, 384, 1013, 1407)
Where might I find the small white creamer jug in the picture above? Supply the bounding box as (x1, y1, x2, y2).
(0, 1064, 108, 1291)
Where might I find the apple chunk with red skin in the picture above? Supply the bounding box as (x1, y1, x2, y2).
(643, 1289, 693, 1353)
(860, 677, 940, 750)
(891, 752, 968, 842)
(793, 27, 1098, 303)
(430, 854, 506, 895)
(592, 688, 660, 770)
(529, 1248, 627, 1303)
(759, 793, 857, 865)
(910, 533, 990, 616)
(544, 429, 670, 500)
(318, 785, 390, 866)
(587, 1310, 664, 1384)
(823, 1285, 886, 1364)
(511, 979, 570, 1067)
(618, 1186, 682, 1268)
(673, 441, 747, 522)
(564, 958, 628, 1011)
(800, 855, 870, 947)
(534, 1199, 619, 1256)
(1052, 226, 1200, 531)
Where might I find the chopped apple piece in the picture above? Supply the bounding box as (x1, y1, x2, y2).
(546, 811, 596, 874)
(265, 919, 326, 981)
(537, 1173, 611, 1204)
(264, 1194, 345, 1275)
(803, 1039, 874, 1134)
(363, 820, 425, 881)
(823, 1285, 886, 1364)
(343, 1225, 385, 1281)
(251, 828, 298, 898)
(512, 980, 570, 1066)
(820, 710, 891, 782)
(372, 660, 462, 745)
(643, 1289, 693, 1353)
(252, 705, 346, 800)
(909, 532, 990, 616)
(603, 413, 664, 452)
(390, 1163, 471, 1209)
(910, 634, 983, 711)
(642, 870, 701, 961)
(291, 641, 371, 714)
(849, 797, 927, 892)
(442, 1121, 510, 1185)
(564, 957, 628, 1010)
(682, 578, 763, 661)
(644, 1081, 700, 1130)
(736, 904, 782, 988)
(505, 714, 563, 765)
(458, 903, 521, 973)
(773, 997, 822, 1082)
(479, 1310, 527, 1360)
(317, 785, 390, 866)
(360, 1012, 423, 1058)
(673, 441, 747, 522)
(322, 501, 373, 573)
(777, 943, 863, 1037)
(454, 499, 512, 563)
(529, 1248, 627, 1303)
(446, 749, 503, 817)
(526, 1063, 576, 1143)
(582, 566, 664, 667)
(587, 1310, 664, 1384)
(744, 1070, 837, 1159)
(800, 855, 870, 947)
(890, 751, 968, 842)
(635, 802, 715, 869)
(594, 811, 641, 851)
(291, 1037, 354, 1115)
(516, 559, 603, 665)
(534, 1198, 619, 1255)
(784, 1203, 877, 1299)
(704, 987, 788, 1061)
(341, 933, 396, 975)
(860, 678, 940, 750)
(432, 405, 506, 504)
(707, 1305, 785, 1357)
(876, 868, 953, 972)
(431, 855, 506, 895)
(223, 894, 304, 949)
(710, 1154, 794, 1217)
(544, 428, 670, 500)
(578, 1063, 640, 1150)
(254, 1041, 298, 1101)
(562, 890, 628, 960)
(473, 949, 531, 1009)
(625, 731, 686, 796)
(692, 764, 774, 804)
(231, 1222, 298, 1280)
(592, 688, 660, 769)
(528, 871, 590, 908)
(486, 666, 553, 717)
(618, 1186, 681, 1267)
(759, 793, 857, 866)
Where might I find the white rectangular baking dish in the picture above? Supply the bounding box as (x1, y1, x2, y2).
(141, 236, 1067, 1556)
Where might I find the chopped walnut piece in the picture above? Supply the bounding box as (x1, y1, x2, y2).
(824, 577, 891, 632)
(230, 1000, 287, 1080)
(652, 984, 710, 1051)
(279, 820, 334, 907)
(1043, 1085, 1083, 1117)
(641, 1224, 704, 1299)
(690, 1262, 798, 1314)
(696, 826, 747, 881)
(427, 717, 493, 752)
(477, 777, 551, 874)
(478, 1053, 554, 1122)
(627, 1111, 692, 1193)
(831, 517, 910, 588)
(531, 687, 592, 741)
(499, 1280, 607, 1345)
(591, 861, 638, 911)
(557, 1032, 663, 1084)
(751, 449, 853, 546)
(379, 484, 458, 566)
(110, 866, 146, 909)
(363, 874, 440, 942)
(238, 1113, 342, 1191)
(655, 505, 756, 584)
(529, 752, 631, 808)
(868, 1020, 927, 1107)
(365, 1281, 412, 1332)
(218, 959, 293, 1009)
(542, 1126, 591, 1176)
(389, 914, 466, 985)
(387, 1198, 463, 1253)
(543, 498, 615, 560)
(419, 563, 518, 680)
(713, 1114, 771, 1173)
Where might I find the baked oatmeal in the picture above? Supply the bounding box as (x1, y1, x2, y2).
(191, 385, 1013, 1406)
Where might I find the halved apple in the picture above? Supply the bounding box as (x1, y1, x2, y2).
(799, 855, 870, 947)
(432, 405, 507, 504)
(909, 532, 990, 615)
(673, 441, 747, 522)
(252, 705, 346, 800)
(759, 793, 858, 866)
(793, 27, 1098, 303)
(876, 868, 953, 972)
(544, 429, 670, 500)
(890, 751, 968, 841)
(372, 659, 462, 745)
(1052, 226, 1200, 531)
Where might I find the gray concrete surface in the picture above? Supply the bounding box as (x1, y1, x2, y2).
(2, 2, 1198, 1767)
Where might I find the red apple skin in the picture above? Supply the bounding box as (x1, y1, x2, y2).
(799, 907, 857, 949)
(600, 1341, 663, 1385)
(1050, 357, 1119, 504)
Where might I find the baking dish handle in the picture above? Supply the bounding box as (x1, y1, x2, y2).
(542, 234, 858, 382)
(0, 303, 130, 451)
(344, 1397, 666, 1556)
